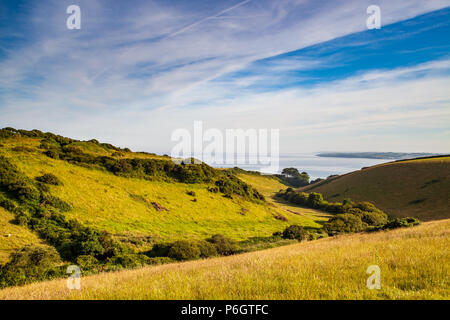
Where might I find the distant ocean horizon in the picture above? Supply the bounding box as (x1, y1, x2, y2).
(205, 153, 390, 180)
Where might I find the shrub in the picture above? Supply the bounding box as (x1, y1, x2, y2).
(196, 240, 218, 258)
(206, 234, 239, 256)
(0, 245, 62, 287)
(36, 173, 63, 186)
(40, 194, 71, 212)
(323, 214, 367, 236)
(0, 156, 40, 202)
(383, 217, 420, 230)
(107, 253, 150, 268)
(147, 243, 172, 257)
(186, 190, 196, 197)
(44, 149, 60, 159)
(359, 210, 388, 227)
(168, 240, 201, 261)
(76, 255, 99, 271)
(0, 193, 18, 212)
(282, 225, 307, 241)
(307, 193, 324, 208)
(72, 229, 106, 258)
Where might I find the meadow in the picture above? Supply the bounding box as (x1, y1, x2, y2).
(0, 219, 447, 300)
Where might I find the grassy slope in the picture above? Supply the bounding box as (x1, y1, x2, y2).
(300, 157, 450, 221)
(0, 208, 46, 264)
(0, 136, 325, 246)
(237, 173, 330, 222)
(1, 219, 448, 300)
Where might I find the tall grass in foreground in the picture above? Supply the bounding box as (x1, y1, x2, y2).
(0, 220, 448, 300)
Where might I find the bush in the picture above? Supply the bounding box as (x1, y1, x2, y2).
(168, 240, 201, 261)
(323, 214, 367, 236)
(358, 210, 388, 227)
(76, 255, 99, 271)
(383, 217, 420, 230)
(282, 225, 307, 241)
(148, 243, 172, 258)
(196, 240, 218, 258)
(40, 193, 71, 212)
(44, 149, 60, 159)
(35, 173, 63, 186)
(307, 193, 324, 208)
(206, 234, 239, 256)
(0, 245, 62, 287)
(107, 253, 150, 268)
(0, 156, 40, 202)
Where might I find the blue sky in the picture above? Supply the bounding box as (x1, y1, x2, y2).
(0, 0, 449, 154)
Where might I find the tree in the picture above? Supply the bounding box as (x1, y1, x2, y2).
(280, 168, 310, 187)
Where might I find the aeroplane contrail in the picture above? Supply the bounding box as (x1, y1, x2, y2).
(168, 0, 252, 38)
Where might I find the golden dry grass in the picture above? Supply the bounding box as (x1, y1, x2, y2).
(1, 219, 448, 300)
(301, 157, 450, 221)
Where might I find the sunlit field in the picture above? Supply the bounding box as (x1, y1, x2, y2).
(1, 219, 448, 300)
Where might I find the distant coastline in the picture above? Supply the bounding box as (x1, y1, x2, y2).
(316, 152, 441, 160)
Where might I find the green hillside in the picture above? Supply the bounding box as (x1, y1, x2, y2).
(0, 127, 329, 277)
(300, 156, 450, 221)
(0, 130, 324, 242)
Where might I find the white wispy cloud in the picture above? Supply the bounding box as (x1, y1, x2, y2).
(0, 0, 449, 153)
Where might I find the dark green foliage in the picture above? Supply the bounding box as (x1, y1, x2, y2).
(0, 156, 40, 202)
(207, 186, 219, 193)
(206, 234, 239, 256)
(0, 193, 18, 213)
(36, 173, 63, 186)
(0, 245, 64, 288)
(168, 240, 201, 261)
(196, 240, 218, 258)
(186, 190, 196, 197)
(107, 253, 150, 268)
(276, 188, 394, 234)
(307, 192, 324, 208)
(40, 193, 71, 212)
(282, 225, 307, 241)
(383, 217, 421, 230)
(76, 255, 99, 271)
(44, 149, 60, 159)
(148, 243, 172, 258)
(214, 174, 264, 201)
(279, 168, 310, 187)
(323, 214, 367, 235)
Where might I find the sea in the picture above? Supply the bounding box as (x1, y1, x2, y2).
(205, 154, 389, 180)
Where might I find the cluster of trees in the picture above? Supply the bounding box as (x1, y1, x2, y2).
(278, 168, 310, 187)
(277, 188, 420, 235)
